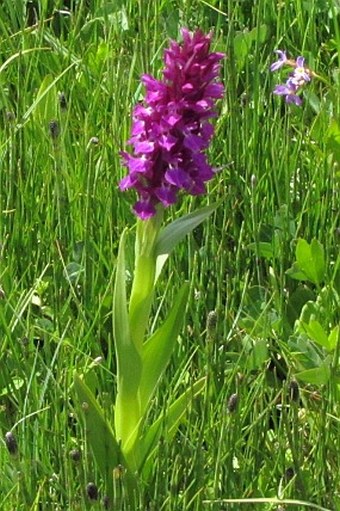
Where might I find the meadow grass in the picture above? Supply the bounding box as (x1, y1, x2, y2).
(0, 0, 339, 509)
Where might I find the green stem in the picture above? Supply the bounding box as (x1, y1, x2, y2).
(129, 208, 164, 350)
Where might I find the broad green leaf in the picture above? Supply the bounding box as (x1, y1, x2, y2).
(286, 286, 315, 325)
(295, 363, 331, 385)
(286, 262, 310, 281)
(139, 282, 190, 417)
(288, 334, 324, 370)
(329, 325, 339, 351)
(113, 229, 142, 451)
(299, 320, 331, 351)
(295, 238, 325, 285)
(305, 90, 321, 114)
(299, 299, 319, 324)
(233, 33, 249, 71)
(22, 62, 76, 123)
(233, 25, 268, 71)
(247, 242, 274, 260)
(73, 373, 121, 500)
(0, 377, 25, 397)
(326, 119, 340, 161)
(154, 204, 218, 281)
(139, 377, 206, 477)
(245, 338, 269, 370)
(32, 74, 58, 126)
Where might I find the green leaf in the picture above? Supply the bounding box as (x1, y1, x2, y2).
(32, 74, 58, 126)
(298, 320, 331, 351)
(326, 119, 340, 161)
(295, 363, 331, 385)
(295, 238, 325, 285)
(286, 262, 310, 281)
(245, 338, 269, 370)
(139, 282, 190, 418)
(288, 334, 324, 370)
(155, 204, 218, 281)
(22, 62, 77, 123)
(328, 325, 339, 351)
(233, 25, 268, 71)
(299, 299, 319, 324)
(140, 377, 206, 477)
(286, 285, 315, 325)
(247, 242, 274, 260)
(113, 229, 142, 452)
(73, 373, 121, 500)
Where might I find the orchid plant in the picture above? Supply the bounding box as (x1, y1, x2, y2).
(74, 28, 224, 507)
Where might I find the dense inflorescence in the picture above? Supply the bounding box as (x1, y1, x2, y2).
(120, 28, 224, 219)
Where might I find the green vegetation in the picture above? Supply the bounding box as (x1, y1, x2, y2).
(0, 1, 339, 509)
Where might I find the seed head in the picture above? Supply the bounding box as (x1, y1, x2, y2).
(227, 393, 238, 413)
(58, 92, 67, 110)
(102, 496, 110, 509)
(86, 482, 98, 501)
(284, 466, 295, 481)
(206, 310, 218, 339)
(69, 448, 82, 462)
(5, 431, 18, 456)
(49, 119, 60, 140)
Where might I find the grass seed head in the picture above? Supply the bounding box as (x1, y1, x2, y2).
(5, 431, 18, 456)
(86, 482, 98, 501)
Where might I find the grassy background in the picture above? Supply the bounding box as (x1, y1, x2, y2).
(0, 0, 339, 509)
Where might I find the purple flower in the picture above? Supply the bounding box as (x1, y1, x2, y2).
(273, 79, 302, 106)
(270, 50, 312, 106)
(290, 56, 311, 86)
(270, 50, 287, 71)
(120, 28, 224, 220)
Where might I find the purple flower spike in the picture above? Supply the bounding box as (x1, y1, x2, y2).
(119, 28, 224, 219)
(270, 50, 287, 71)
